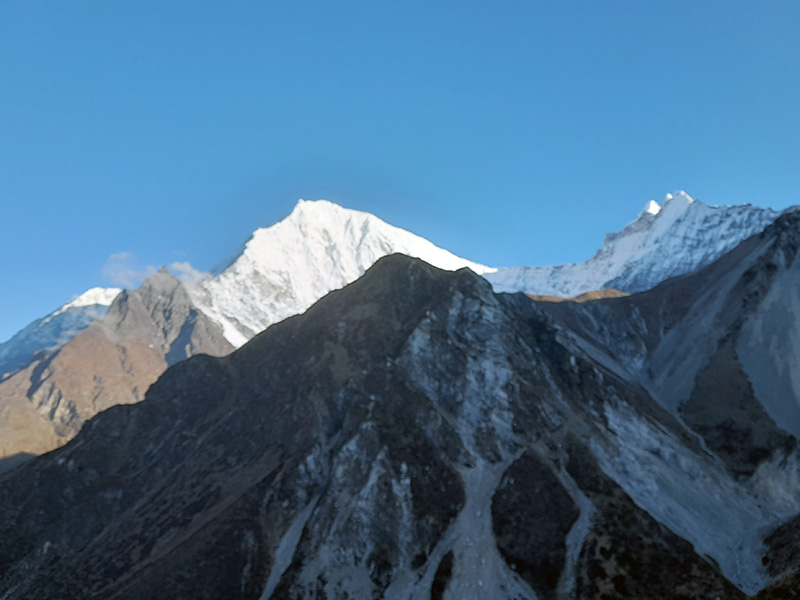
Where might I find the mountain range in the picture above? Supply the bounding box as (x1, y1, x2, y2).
(0, 193, 784, 466)
(485, 190, 779, 295)
(2, 203, 800, 597)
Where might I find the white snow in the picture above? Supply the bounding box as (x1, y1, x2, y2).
(643, 199, 661, 215)
(3, 192, 778, 372)
(485, 191, 778, 297)
(48, 287, 122, 319)
(191, 199, 495, 347)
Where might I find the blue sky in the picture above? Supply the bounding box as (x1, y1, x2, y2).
(1, 1, 799, 341)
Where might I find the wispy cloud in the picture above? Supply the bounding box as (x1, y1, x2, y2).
(102, 252, 208, 289)
(169, 261, 208, 287)
(101, 252, 157, 288)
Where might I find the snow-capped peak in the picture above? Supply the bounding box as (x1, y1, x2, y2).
(644, 200, 661, 216)
(2, 193, 783, 375)
(485, 191, 779, 297)
(50, 287, 122, 318)
(192, 199, 494, 347)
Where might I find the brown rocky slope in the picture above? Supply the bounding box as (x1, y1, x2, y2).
(0, 269, 232, 463)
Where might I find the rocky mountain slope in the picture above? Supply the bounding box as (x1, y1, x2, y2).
(0, 202, 492, 464)
(530, 209, 800, 595)
(485, 191, 780, 296)
(3, 210, 800, 598)
(0, 287, 121, 379)
(0, 269, 232, 463)
(0, 194, 783, 467)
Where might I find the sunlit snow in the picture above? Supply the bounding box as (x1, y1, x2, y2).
(191, 199, 495, 347)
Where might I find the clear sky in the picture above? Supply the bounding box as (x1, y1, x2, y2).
(1, 1, 799, 342)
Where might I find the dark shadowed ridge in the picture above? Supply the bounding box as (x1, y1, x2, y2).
(0, 255, 473, 599)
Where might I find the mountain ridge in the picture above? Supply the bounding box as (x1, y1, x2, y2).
(0, 193, 781, 359)
(0, 270, 232, 461)
(486, 190, 781, 296)
(0, 287, 121, 379)
(0, 193, 787, 465)
(3, 242, 800, 597)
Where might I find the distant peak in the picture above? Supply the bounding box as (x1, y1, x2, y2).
(658, 191, 698, 219)
(138, 267, 182, 292)
(52, 287, 122, 317)
(143, 267, 177, 281)
(293, 198, 342, 212)
(644, 200, 661, 216)
(286, 198, 361, 224)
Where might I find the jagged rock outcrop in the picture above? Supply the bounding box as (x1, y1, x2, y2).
(3, 241, 800, 598)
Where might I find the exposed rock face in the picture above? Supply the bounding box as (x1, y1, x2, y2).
(0, 269, 232, 460)
(0, 287, 121, 379)
(533, 210, 800, 472)
(564, 438, 745, 600)
(491, 452, 579, 599)
(4, 237, 800, 598)
(679, 337, 796, 477)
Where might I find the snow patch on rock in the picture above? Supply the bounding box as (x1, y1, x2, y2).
(260, 497, 320, 600)
(591, 402, 800, 594)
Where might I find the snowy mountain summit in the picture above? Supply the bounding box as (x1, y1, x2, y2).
(190, 199, 494, 347)
(485, 191, 780, 296)
(1, 193, 781, 363)
(0, 191, 790, 480)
